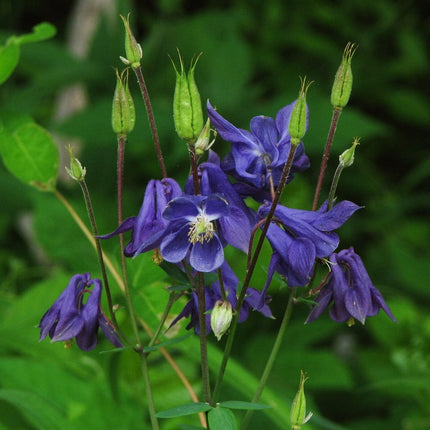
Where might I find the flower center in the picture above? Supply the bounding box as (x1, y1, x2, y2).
(188, 214, 215, 244)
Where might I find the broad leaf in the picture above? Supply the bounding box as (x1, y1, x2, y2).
(156, 402, 212, 418)
(0, 122, 59, 191)
(208, 406, 236, 430)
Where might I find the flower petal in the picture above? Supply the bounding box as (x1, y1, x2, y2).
(189, 235, 224, 272)
(160, 224, 191, 263)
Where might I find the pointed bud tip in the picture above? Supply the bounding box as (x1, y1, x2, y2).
(339, 137, 360, 168)
(65, 146, 86, 182)
(120, 14, 142, 69)
(331, 42, 357, 109)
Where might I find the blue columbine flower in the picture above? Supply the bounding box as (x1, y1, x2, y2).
(257, 200, 361, 305)
(306, 247, 396, 325)
(169, 263, 273, 335)
(99, 177, 182, 256)
(160, 194, 231, 272)
(184, 152, 256, 253)
(207, 100, 310, 195)
(39, 273, 122, 351)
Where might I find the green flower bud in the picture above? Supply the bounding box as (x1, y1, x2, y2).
(290, 370, 313, 430)
(210, 300, 233, 341)
(112, 68, 135, 135)
(195, 118, 216, 155)
(65, 146, 86, 182)
(119, 14, 142, 69)
(171, 51, 204, 143)
(331, 42, 357, 109)
(288, 77, 312, 146)
(339, 137, 360, 168)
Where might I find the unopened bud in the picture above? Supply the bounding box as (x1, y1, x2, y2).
(290, 370, 313, 430)
(339, 137, 360, 168)
(195, 118, 215, 155)
(331, 42, 357, 109)
(112, 68, 135, 135)
(65, 146, 86, 182)
(171, 51, 204, 143)
(289, 77, 312, 146)
(119, 14, 142, 69)
(210, 300, 233, 341)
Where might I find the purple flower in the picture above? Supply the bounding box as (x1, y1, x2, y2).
(39, 273, 122, 351)
(170, 263, 273, 335)
(306, 248, 396, 325)
(160, 194, 231, 272)
(258, 200, 361, 299)
(184, 152, 256, 253)
(99, 178, 182, 257)
(207, 100, 310, 193)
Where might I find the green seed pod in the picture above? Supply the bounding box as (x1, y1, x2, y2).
(288, 77, 312, 146)
(195, 118, 215, 155)
(112, 68, 135, 135)
(331, 42, 357, 109)
(339, 137, 360, 168)
(65, 146, 86, 182)
(119, 14, 142, 69)
(171, 51, 204, 143)
(290, 370, 313, 430)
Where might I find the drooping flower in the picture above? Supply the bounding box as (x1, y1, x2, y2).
(160, 194, 231, 272)
(184, 151, 256, 253)
(169, 263, 273, 335)
(306, 247, 396, 325)
(99, 177, 182, 257)
(39, 273, 122, 351)
(257, 200, 361, 304)
(207, 100, 310, 194)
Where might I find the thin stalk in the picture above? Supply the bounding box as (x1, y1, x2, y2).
(116, 135, 159, 428)
(312, 107, 342, 210)
(140, 353, 160, 430)
(147, 291, 177, 349)
(78, 180, 118, 329)
(188, 144, 201, 195)
(196, 272, 211, 404)
(240, 288, 297, 430)
(212, 144, 298, 402)
(133, 66, 167, 178)
(327, 163, 344, 210)
(116, 134, 141, 349)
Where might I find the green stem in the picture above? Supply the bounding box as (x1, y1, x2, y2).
(116, 135, 159, 428)
(79, 180, 119, 329)
(312, 107, 342, 211)
(327, 163, 344, 210)
(240, 288, 297, 430)
(140, 353, 160, 430)
(196, 272, 212, 404)
(147, 292, 177, 349)
(133, 65, 167, 179)
(212, 144, 298, 402)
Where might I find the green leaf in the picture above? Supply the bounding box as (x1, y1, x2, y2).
(0, 43, 20, 85)
(12, 22, 57, 45)
(0, 389, 74, 430)
(208, 406, 236, 430)
(0, 122, 59, 191)
(156, 402, 212, 418)
(219, 400, 271, 410)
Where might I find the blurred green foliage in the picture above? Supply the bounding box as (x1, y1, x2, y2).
(1, 0, 429, 429)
